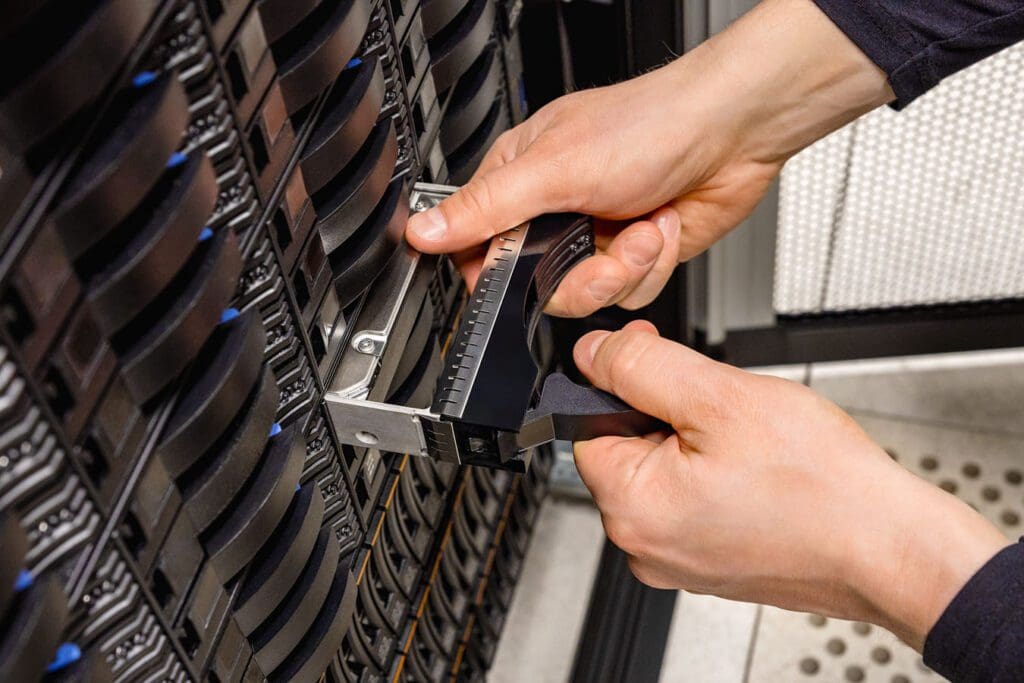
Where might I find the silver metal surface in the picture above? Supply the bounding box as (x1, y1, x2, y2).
(685, 0, 777, 343)
(324, 183, 460, 461)
(692, 181, 780, 344)
(323, 395, 433, 457)
(328, 183, 456, 399)
(329, 245, 422, 398)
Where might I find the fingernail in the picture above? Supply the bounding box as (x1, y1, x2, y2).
(409, 208, 447, 241)
(585, 331, 612, 362)
(588, 276, 627, 302)
(625, 232, 662, 267)
(655, 211, 680, 241)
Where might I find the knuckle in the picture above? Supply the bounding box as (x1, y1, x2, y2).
(454, 177, 496, 223)
(491, 131, 517, 163)
(617, 292, 655, 311)
(603, 330, 654, 393)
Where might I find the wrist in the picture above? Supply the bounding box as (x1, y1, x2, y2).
(669, 0, 894, 166)
(846, 470, 1008, 649)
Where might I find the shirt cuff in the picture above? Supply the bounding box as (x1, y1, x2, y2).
(811, 0, 930, 109)
(923, 539, 1024, 681)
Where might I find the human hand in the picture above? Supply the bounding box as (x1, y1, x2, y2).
(407, 0, 894, 316)
(572, 321, 1008, 649)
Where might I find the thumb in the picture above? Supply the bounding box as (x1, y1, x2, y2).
(573, 324, 733, 428)
(406, 151, 563, 253)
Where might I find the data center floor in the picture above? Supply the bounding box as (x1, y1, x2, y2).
(489, 347, 1024, 683)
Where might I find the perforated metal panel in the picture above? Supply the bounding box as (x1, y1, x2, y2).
(775, 43, 1024, 315)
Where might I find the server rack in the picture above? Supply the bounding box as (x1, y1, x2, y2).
(0, 1, 551, 681)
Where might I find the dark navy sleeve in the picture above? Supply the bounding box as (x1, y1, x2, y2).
(811, 1, 1024, 108)
(923, 540, 1024, 682)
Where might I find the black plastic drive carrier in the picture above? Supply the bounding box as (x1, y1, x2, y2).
(388, 483, 435, 563)
(346, 601, 395, 676)
(441, 527, 480, 592)
(376, 523, 422, 596)
(428, 0, 495, 93)
(420, 0, 473, 38)
(301, 57, 386, 195)
(0, 576, 68, 682)
(397, 467, 445, 535)
(251, 527, 340, 674)
(387, 333, 441, 410)
(271, 0, 374, 114)
(44, 652, 112, 683)
(387, 296, 435, 402)
(121, 455, 182, 576)
(234, 483, 326, 635)
(312, 118, 398, 256)
(224, 9, 277, 131)
(85, 152, 218, 336)
(406, 637, 450, 682)
(268, 567, 357, 683)
(257, 0, 324, 45)
(462, 471, 504, 529)
(0, 514, 28, 618)
(375, 521, 422, 598)
(417, 601, 460, 660)
(329, 177, 408, 308)
(202, 422, 306, 580)
(156, 308, 266, 478)
(0, 0, 158, 152)
(357, 564, 406, 637)
(428, 557, 469, 625)
(409, 453, 457, 492)
(51, 72, 190, 262)
(0, 0, 47, 42)
(440, 45, 502, 155)
(447, 98, 507, 185)
(179, 366, 280, 534)
(114, 227, 243, 405)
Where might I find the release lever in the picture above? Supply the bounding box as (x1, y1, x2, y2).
(517, 373, 668, 449)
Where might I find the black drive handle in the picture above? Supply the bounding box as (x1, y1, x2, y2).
(517, 372, 668, 448)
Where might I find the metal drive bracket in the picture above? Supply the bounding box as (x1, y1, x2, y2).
(329, 184, 454, 400)
(323, 395, 432, 456)
(323, 395, 465, 464)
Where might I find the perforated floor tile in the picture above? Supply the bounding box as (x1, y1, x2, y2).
(747, 414, 1023, 683)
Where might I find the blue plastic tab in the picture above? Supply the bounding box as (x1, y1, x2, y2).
(220, 308, 240, 324)
(132, 71, 157, 88)
(166, 151, 188, 169)
(199, 227, 214, 242)
(269, 423, 282, 437)
(346, 58, 362, 69)
(14, 569, 32, 592)
(46, 643, 82, 673)
(295, 483, 302, 492)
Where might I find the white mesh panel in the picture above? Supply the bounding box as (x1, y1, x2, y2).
(775, 43, 1024, 315)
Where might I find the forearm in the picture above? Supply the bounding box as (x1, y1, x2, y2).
(657, 0, 895, 168)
